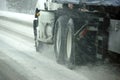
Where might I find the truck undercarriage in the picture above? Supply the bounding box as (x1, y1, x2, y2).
(33, 0, 120, 68)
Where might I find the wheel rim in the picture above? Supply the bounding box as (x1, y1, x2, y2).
(67, 27, 72, 59)
(56, 26, 61, 56)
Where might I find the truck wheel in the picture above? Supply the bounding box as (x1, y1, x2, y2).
(64, 18, 75, 68)
(33, 19, 43, 52)
(54, 16, 75, 68)
(54, 16, 65, 64)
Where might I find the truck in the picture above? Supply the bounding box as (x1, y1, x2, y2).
(33, 0, 120, 68)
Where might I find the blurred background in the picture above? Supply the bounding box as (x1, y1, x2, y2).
(0, 0, 37, 14)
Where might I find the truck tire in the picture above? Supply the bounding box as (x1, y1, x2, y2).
(65, 18, 76, 68)
(54, 15, 75, 68)
(54, 15, 97, 67)
(54, 16, 66, 64)
(33, 19, 43, 52)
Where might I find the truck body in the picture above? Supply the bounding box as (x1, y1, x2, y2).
(33, 0, 120, 67)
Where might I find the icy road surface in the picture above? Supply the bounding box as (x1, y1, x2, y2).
(0, 11, 120, 80)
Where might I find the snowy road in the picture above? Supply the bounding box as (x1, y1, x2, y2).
(0, 14, 89, 80)
(0, 12, 120, 80)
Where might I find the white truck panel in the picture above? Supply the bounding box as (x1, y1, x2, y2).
(38, 11, 55, 40)
(36, 0, 46, 10)
(36, 0, 62, 10)
(109, 20, 120, 54)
